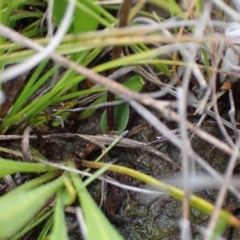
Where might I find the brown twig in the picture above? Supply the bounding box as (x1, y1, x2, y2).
(107, 0, 131, 131)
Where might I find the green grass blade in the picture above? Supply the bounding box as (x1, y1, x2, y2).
(7, 59, 51, 117)
(131, 43, 171, 76)
(68, 161, 124, 240)
(10, 11, 43, 22)
(52, 87, 106, 103)
(79, 93, 107, 119)
(49, 189, 68, 240)
(37, 214, 54, 240)
(82, 161, 240, 229)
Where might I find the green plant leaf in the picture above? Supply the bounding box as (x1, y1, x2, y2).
(0, 177, 64, 239)
(49, 189, 68, 240)
(100, 74, 144, 133)
(74, 0, 99, 36)
(71, 0, 100, 62)
(68, 161, 124, 240)
(101, 102, 129, 133)
(53, 0, 71, 29)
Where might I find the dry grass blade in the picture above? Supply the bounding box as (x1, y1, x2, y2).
(21, 126, 33, 162)
(0, 133, 178, 168)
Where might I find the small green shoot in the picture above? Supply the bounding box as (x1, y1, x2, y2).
(101, 102, 129, 133)
(100, 75, 144, 133)
(37, 215, 54, 240)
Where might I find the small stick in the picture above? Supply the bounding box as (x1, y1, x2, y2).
(107, 0, 131, 131)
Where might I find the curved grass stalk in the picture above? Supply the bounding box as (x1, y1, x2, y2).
(81, 160, 240, 229)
